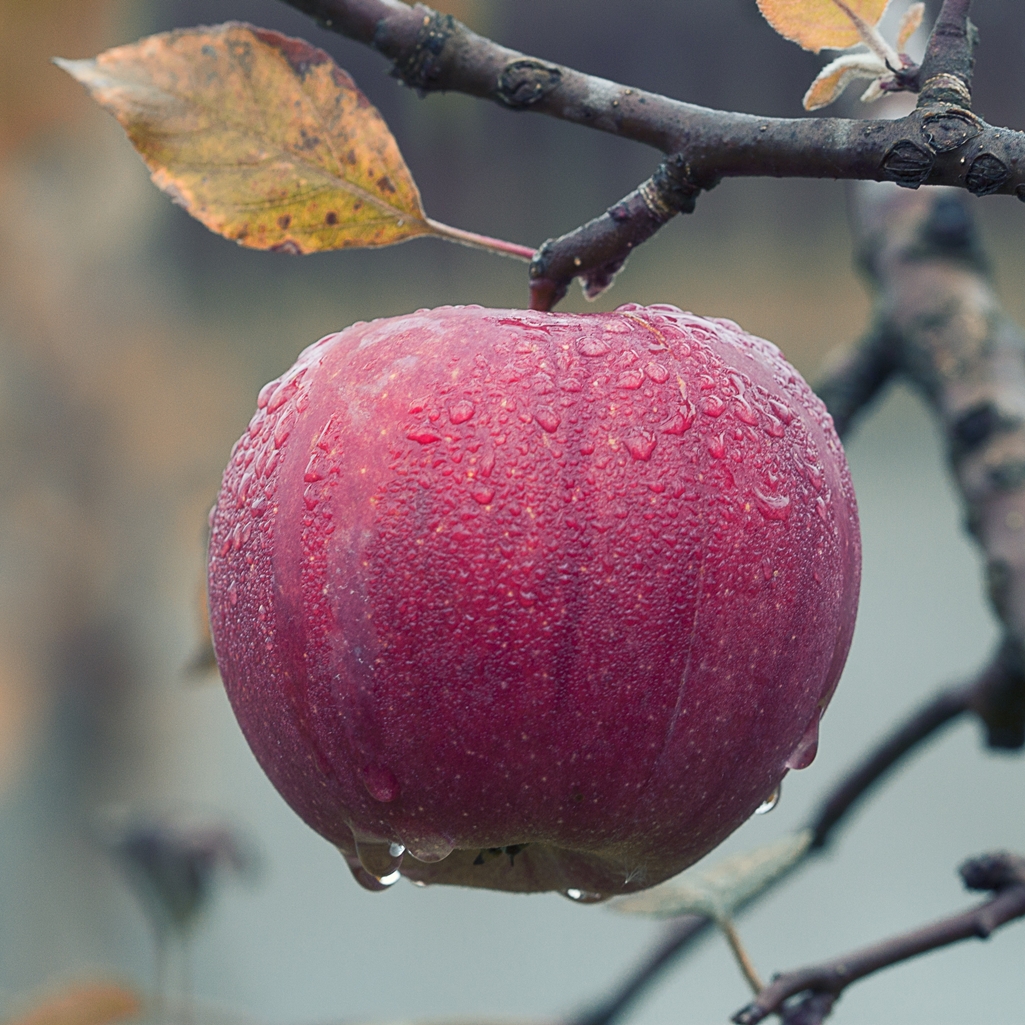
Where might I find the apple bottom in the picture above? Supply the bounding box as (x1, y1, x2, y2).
(335, 834, 693, 900)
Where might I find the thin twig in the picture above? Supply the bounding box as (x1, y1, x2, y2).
(814, 325, 896, 441)
(809, 684, 971, 849)
(569, 916, 710, 1025)
(732, 853, 1025, 1025)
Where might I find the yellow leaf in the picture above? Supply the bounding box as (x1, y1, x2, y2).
(55, 23, 432, 253)
(7, 982, 141, 1025)
(756, 0, 891, 53)
(803, 53, 886, 110)
(897, 2, 925, 51)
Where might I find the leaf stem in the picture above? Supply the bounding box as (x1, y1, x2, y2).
(424, 218, 535, 261)
(720, 918, 765, 994)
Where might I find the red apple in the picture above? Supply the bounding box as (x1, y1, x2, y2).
(208, 304, 860, 899)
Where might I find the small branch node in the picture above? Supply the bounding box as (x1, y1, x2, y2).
(920, 72, 972, 108)
(917, 0, 977, 108)
(497, 58, 562, 109)
(390, 5, 455, 94)
(959, 851, 1025, 892)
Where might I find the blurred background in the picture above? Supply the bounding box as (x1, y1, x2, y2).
(0, 0, 1023, 1022)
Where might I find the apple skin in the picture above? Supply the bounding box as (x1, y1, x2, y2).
(208, 304, 860, 898)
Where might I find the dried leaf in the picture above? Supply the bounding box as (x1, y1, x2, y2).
(610, 829, 813, 921)
(6, 982, 141, 1025)
(803, 53, 887, 110)
(896, 1, 925, 51)
(55, 23, 432, 253)
(756, 0, 891, 53)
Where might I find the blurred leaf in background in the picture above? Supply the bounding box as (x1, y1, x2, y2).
(4, 982, 140, 1025)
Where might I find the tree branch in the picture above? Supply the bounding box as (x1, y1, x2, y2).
(279, 0, 682, 148)
(917, 0, 976, 107)
(280, 0, 1025, 307)
(732, 852, 1025, 1025)
(528, 154, 698, 310)
(822, 183, 1025, 751)
(814, 326, 896, 440)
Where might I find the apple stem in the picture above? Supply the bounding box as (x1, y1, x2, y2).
(424, 217, 536, 262)
(719, 918, 764, 995)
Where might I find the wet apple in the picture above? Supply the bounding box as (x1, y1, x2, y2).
(208, 304, 860, 898)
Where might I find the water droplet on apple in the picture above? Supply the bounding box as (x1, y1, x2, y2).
(661, 405, 695, 435)
(576, 336, 611, 358)
(755, 785, 780, 814)
(562, 888, 605, 903)
(535, 408, 561, 433)
(355, 839, 405, 879)
(735, 400, 759, 426)
(406, 838, 455, 863)
(267, 379, 298, 413)
(273, 414, 293, 448)
(341, 852, 399, 892)
(786, 717, 821, 770)
(407, 429, 442, 445)
(624, 433, 657, 461)
(449, 400, 475, 425)
(257, 379, 278, 409)
(702, 395, 726, 417)
(754, 489, 791, 521)
(304, 453, 325, 482)
(362, 764, 400, 802)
